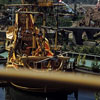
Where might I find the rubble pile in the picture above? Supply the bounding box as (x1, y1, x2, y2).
(0, 10, 11, 30)
(78, 7, 100, 27)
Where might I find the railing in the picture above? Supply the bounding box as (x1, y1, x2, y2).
(62, 51, 100, 60)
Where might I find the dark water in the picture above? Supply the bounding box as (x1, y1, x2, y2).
(68, 91, 95, 100)
(0, 88, 5, 100)
(0, 87, 95, 100)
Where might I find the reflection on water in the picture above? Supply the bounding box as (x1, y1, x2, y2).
(0, 86, 96, 100)
(5, 87, 46, 100)
(3, 86, 95, 100)
(0, 88, 5, 100)
(5, 86, 69, 100)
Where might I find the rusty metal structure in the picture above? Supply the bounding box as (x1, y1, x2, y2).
(5, 0, 72, 93)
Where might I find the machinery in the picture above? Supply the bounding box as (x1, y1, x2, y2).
(5, 0, 72, 93)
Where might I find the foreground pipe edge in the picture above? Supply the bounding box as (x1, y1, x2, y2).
(0, 69, 100, 91)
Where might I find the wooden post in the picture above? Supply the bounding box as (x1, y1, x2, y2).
(42, 14, 46, 56)
(32, 32, 36, 56)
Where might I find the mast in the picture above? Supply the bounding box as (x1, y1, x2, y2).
(26, 9, 29, 30)
(55, 0, 59, 51)
(42, 13, 46, 56)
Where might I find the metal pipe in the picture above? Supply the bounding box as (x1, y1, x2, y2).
(0, 69, 100, 91)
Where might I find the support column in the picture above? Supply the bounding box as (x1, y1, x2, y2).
(85, 30, 95, 40)
(73, 30, 83, 45)
(60, 30, 69, 45)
